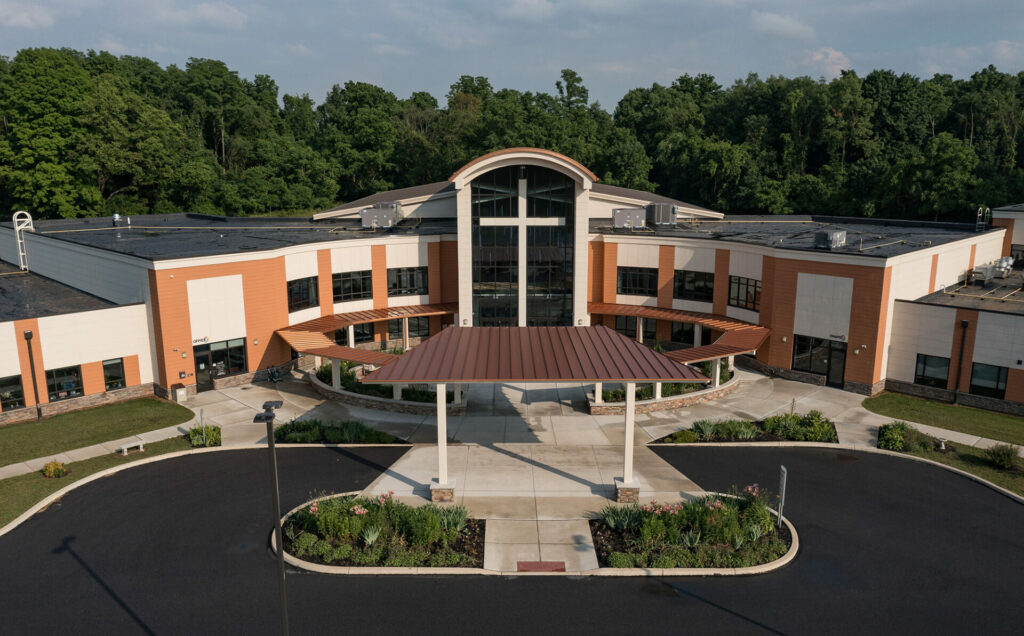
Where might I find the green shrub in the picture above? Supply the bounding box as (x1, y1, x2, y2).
(692, 419, 719, 440)
(41, 460, 68, 478)
(407, 508, 443, 547)
(332, 543, 353, 561)
(602, 504, 644, 531)
(607, 552, 635, 568)
(877, 421, 910, 451)
(985, 444, 1021, 470)
(274, 419, 398, 444)
(291, 533, 317, 557)
(311, 539, 334, 562)
(350, 546, 383, 565)
(384, 547, 429, 567)
(433, 505, 469, 532)
(651, 554, 677, 569)
(763, 411, 837, 442)
(428, 550, 466, 567)
(187, 424, 221, 447)
(665, 429, 698, 443)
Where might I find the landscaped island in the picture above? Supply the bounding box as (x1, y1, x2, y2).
(592, 486, 790, 568)
(283, 493, 483, 567)
(274, 419, 403, 444)
(655, 410, 839, 443)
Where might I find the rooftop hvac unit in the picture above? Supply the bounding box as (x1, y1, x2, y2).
(613, 208, 646, 229)
(360, 202, 401, 229)
(645, 203, 677, 226)
(814, 230, 847, 250)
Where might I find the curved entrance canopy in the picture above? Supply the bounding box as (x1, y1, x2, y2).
(449, 147, 597, 190)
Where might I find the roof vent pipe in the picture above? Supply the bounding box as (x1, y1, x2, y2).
(112, 213, 121, 227)
(13, 210, 34, 271)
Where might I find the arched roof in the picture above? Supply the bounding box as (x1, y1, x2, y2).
(449, 147, 598, 189)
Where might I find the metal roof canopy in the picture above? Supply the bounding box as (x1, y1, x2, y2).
(285, 302, 457, 334)
(361, 325, 709, 384)
(276, 330, 397, 366)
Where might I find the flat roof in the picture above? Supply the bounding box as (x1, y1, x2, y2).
(913, 270, 1024, 316)
(362, 325, 709, 384)
(0, 260, 116, 322)
(593, 215, 999, 258)
(4, 214, 457, 261)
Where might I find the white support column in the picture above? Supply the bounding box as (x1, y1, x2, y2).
(517, 177, 528, 327)
(654, 382, 662, 400)
(693, 324, 702, 348)
(713, 358, 722, 388)
(393, 384, 402, 400)
(331, 359, 341, 390)
(728, 355, 735, 372)
(313, 355, 322, 369)
(623, 381, 636, 484)
(636, 317, 643, 343)
(347, 324, 355, 347)
(403, 317, 409, 351)
(453, 384, 463, 404)
(436, 382, 448, 485)
(594, 382, 603, 404)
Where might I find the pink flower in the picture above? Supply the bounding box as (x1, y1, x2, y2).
(350, 504, 368, 515)
(309, 502, 319, 515)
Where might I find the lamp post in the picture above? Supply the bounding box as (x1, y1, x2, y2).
(256, 399, 286, 636)
(22, 330, 41, 420)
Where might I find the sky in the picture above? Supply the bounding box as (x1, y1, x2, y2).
(2, 0, 1023, 107)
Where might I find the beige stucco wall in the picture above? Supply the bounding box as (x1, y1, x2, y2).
(186, 275, 246, 344)
(38, 304, 154, 383)
(0, 321, 21, 377)
(885, 301, 957, 383)
(793, 273, 854, 341)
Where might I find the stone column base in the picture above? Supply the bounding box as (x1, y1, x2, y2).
(614, 479, 639, 504)
(430, 479, 456, 503)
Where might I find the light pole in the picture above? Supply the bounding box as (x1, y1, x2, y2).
(22, 331, 41, 420)
(256, 399, 286, 636)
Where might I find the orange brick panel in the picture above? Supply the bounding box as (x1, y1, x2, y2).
(602, 242, 617, 303)
(317, 249, 333, 316)
(968, 244, 977, 270)
(14, 318, 45, 406)
(1005, 368, 1024, 404)
(371, 245, 388, 309)
(428, 242, 442, 304)
(713, 249, 730, 316)
(949, 309, 979, 392)
(928, 254, 938, 293)
(657, 245, 674, 309)
(992, 218, 1014, 257)
(123, 354, 142, 387)
(439, 241, 459, 303)
(81, 361, 105, 396)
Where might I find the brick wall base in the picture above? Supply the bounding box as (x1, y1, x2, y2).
(884, 379, 955, 403)
(843, 379, 886, 396)
(615, 484, 640, 504)
(735, 356, 827, 387)
(589, 376, 740, 416)
(307, 372, 467, 416)
(430, 486, 455, 503)
(884, 379, 1024, 416)
(0, 383, 157, 427)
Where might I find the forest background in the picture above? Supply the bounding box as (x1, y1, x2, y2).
(2, 47, 1022, 221)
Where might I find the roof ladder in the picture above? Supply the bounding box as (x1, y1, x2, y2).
(13, 210, 34, 271)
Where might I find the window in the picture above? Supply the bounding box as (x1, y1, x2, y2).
(791, 335, 828, 375)
(46, 365, 83, 402)
(388, 317, 430, 340)
(387, 267, 428, 297)
(969, 363, 1008, 399)
(729, 276, 761, 311)
(674, 270, 714, 302)
(332, 270, 372, 302)
(353, 323, 374, 344)
(0, 375, 25, 411)
(671, 322, 695, 347)
(914, 354, 949, 389)
(614, 316, 656, 342)
(103, 358, 126, 391)
(617, 267, 658, 297)
(287, 276, 319, 312)
(193, 338, 247, 378)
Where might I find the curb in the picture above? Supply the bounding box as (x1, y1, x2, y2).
(270, 493, 799, 577)
(0, 443, 412, 539)
(648, 441, 1024, 505)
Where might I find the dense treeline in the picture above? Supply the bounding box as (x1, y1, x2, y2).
(1, 47, 1022, 222)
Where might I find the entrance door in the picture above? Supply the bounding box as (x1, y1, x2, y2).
(194, 348, 214, 392)
(826, 340, 847, 388)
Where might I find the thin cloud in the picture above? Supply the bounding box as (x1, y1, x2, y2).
(751, 11, 816, 40)
(0, 1, 57, 28)
(498, 0, 557, 21)
(804, 46, 851, 78)
(154, 2, 248, 31)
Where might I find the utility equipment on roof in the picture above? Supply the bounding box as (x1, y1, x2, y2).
(613, 208, 646, 229)
(814, 230, 847, 250)
(360, 201, 401, 229)
(645, 203, 677, 226)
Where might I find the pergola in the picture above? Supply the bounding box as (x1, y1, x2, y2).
(362, 325, 708, 502)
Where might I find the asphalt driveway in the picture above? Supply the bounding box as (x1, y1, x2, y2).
(0, 446, 1021, 635)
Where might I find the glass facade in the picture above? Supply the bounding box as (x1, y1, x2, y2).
(287, 276, 319, 312)
(914, 354, 949, 388)
(333, 270, 372, 302)
(471, 164, 575, 327)
(46, 365, 83, 402)
(103, 358, 126, 391)
(0, 374, 25, 411)
(969, 363, 1008, 399)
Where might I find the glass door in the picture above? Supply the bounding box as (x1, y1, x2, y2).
(826, 340, 847, 388)
(194, 346, 214, 392)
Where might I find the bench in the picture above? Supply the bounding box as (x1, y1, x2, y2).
(118, 440, 145, 456)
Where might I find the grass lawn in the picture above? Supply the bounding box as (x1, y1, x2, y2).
(0, 398, 194, 467)
(0, 437, 192, 528)
(904, 443, 1024, 498)
(862, 392, 1024, 446)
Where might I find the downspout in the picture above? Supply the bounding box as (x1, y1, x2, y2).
(953, 320, 969, 404)
(23, 330, 42, 420)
